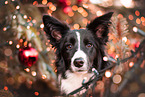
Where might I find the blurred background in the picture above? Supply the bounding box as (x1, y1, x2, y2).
(0, 0, 145, 97)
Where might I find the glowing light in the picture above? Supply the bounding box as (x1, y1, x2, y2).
(120, 0, 134, 8)
(73, 24, 80, 29)
(34, 92, 39, 96)
(128, 15, 133, 20)
(115, 54, 119, 59)
(33, 1, 38, 5)
(16, 44, 20, 48)
(4, 48, 12, 56)
(135, 10, 140, 16)
(68, 11, 74, 17)
(103, 56, 108, 61)
(32, 19, 36, 23)
(13, 15, 16, 19)
(96, 11, 103, 16)
(31, 71, 37, 76)
(4, 86, 8, 90)
(96, 81, 104, 90)
(129, 62, 134, 67)
(49, 5, 56, 11)
(5, 1, 8, 4)
(9, 41, 13, 45)
(141, 17, 145, 22)
(24, 68, 30, 72)
(46, 47, 50, 51)
(72, 5, 78, 11)
(16, 5, 20, 10)
(133, 27, 138, 32)
(78, 7, 84, 13)
(40, 24, 44, 29)
(122, 37, 127, 43)
(3, 27, 7, 31)
(136, 18, 141, 24)
(27, 26, 30, 29)
(42, 74, 47, 79)
(113, 74, 122, 84)
(117, 14, 123, 18)
(105, 71, 112, 78)
(110, 84, 118, 93)
(42, 0, 47, 5)
(23, 15, 27, 19)
(12, 0, 15, 1)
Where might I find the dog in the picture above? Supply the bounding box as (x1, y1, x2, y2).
(43, 12, 113, 95)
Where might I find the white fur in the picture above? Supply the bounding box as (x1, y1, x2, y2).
(59, 70, 93, 95)
(71, 31, 88, 72)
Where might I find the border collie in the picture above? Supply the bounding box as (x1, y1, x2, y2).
(43, 12, 113, 95)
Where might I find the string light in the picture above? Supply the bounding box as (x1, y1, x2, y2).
(4, 86, 8, 91)
(96, 11, 103, 16)
(13, 15, 17, 19)
(128, 15, 134, 20)
(113, 74, 122, 84)
(3, 27, 7, 31)
(105, 71, 112, 78)
(103, 56, 108, 61)
(136, 18, 141, 24)
(122, 37, 127, 43)
(16, 5, 20, 10)
(42, 74, 47, 79)
(31, 71, 37, 76)
(34, 92, 39, 96)
(73, 24, 80, 29)
(4, 48, 12, 56)
(27, 26, 30, 29)
(96, 81, 104, 90)
(82, 77, 87, 84)
(16, 44, 20, 48)
(23, 15, 28, 19)
(5, 1, 8, 4)
(133, 27, 138, 32)
(42, 0, 47, 5)
(9, 41, 13, 45)
(135, 10, 140, 16)
(129, 62, 134, 67)
(40, 24, 44, 29)
(24, 68, 30, 72)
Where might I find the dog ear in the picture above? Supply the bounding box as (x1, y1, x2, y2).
(43, 15, 70, 46)
(87, 12, 113, 44)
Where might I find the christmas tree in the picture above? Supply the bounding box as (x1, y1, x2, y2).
(0, 0, 145, 97)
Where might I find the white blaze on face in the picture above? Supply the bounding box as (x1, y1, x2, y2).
(71, 31, 88, 72)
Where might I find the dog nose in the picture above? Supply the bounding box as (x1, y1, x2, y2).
(74, 58, 84, 68)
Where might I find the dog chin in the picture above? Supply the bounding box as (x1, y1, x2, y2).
(73, 69, 88, 73)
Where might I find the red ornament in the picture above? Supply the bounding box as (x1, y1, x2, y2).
(63, 6, 72, 14)
(18, 47, 38, 67)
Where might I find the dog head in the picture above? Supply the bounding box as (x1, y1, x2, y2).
(43, 12, 113, 76)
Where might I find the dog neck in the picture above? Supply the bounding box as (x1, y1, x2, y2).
(58, 70, 93, 95)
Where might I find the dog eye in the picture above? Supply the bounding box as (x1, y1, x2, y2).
(66, 44, 73, 49)
(86, 43, 93, 48)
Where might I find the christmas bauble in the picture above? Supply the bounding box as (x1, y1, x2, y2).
(18, 47, 38, 67)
